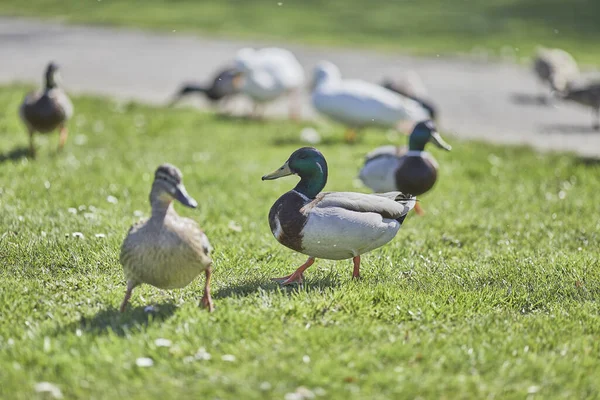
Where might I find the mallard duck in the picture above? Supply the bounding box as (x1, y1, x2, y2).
(533, 47, 579, 99)
(262, 147, 416, 285)
(19, 62, 73, 157)
(169, 66, 242, 111)
(559, 80, 600, 130)
(119, 164, 214, 312)
(359, 120, 451, 216)
(381, 73, 438, 121)
(234, 47, 305, 119)
(311, 61, 430, 142)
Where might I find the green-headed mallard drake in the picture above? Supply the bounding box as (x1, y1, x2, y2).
(359, 120, 451, 216)
(19, 62, 73, 157)
(119, 164, 214, 312)
(262, 147, 416, 285)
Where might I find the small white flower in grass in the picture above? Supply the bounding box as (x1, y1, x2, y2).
(194, 347, 211, 360)
(68, 208, 77, 214)
(106, 195, 118, 204)
(94, 233, 106, 238)
(302, 355, 310, 364)
(528, 386, 540, 394)
(259, 381, 272, 391)
(221, 354, 236, 362)
(74, 134, 87, 145)
(34, 382, 63, 399)
(228, 221, 242, 232)
(135, 357, 154, 367)
(72, 232, 85, 239)
(44, 181, 51, 189)
(155, 338, 172, 347)
(300, 127, 321, 144)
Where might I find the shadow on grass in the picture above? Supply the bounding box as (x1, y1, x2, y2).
(63, 302, 178, 337)
(0, 146, 31, 164)
(574, 156, 600, 166)
(214, 275, 342, 299)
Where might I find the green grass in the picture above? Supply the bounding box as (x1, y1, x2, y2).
(1, 84, 600, 399)
(1, 0, 600, 65)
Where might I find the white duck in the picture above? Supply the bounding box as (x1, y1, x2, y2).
(234, 47, 305, 119)
(311, 61, 430, 142)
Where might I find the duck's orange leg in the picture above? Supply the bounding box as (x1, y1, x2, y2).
(352, 255, 361, 279)
(200, 267, 214, 312)
(58, 124, 68, 151)
(344, 128, 357, 143)
(273, 257, 315, 285)
(414, 202, 425, 216)
(120, 280, 136, 312)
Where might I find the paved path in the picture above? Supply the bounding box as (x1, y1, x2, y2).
(1, 18, 599, 156)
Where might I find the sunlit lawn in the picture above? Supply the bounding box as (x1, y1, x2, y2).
(0, 85, 599, 399)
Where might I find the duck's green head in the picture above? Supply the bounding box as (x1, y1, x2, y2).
(151, 163, 198, 209)
(262, 147, 328, 198)
(45, 62, 61, 89)
(409, 120, 452, 152)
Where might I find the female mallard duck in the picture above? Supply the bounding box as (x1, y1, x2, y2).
(234, 47, 305, 119)
(262, 147, 416, 285)
(359, 120, 451, 215)
(19, 62, 73, 157)
(119, 164, 214, 312)
(311, 61, 430, 142)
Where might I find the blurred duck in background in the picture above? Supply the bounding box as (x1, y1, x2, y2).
(533, 47, 579, 102)
(310, 61, 430, 142)
(359, 120, 451, 216)
(169, 66, 242, 112)
(19, 62, 73, 158)
(557, 80, 600, 130)
(234, 47, 305, 120)
(380, 70, 438, 121)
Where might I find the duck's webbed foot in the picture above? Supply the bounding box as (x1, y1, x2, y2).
(272, 257, 315, 285)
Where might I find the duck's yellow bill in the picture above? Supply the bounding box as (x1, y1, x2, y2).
(262, 162, 293, 180)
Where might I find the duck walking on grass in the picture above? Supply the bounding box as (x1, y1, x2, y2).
(359, 120, 451, 216)
(262, 147, 416, 285)
(19, 62, 73, 157)
(120, 164, 214, 312)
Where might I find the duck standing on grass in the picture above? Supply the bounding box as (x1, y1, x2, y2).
(262, 147, 416, 285)
(359, 120, 451, 215)
(310, 61, 430, 142)
(19, 62, 73, 157)
(234, 47, 305, 119)
(169, 66, 242, 111)
(120, 164, 214, 312)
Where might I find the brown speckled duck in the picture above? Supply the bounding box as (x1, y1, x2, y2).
(359, 120, 451, 215)
(262, 147, 415, 285)
(19, 62, 73, 157)
(119, 164, 214, 312)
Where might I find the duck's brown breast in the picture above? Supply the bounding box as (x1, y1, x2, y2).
(268, 191, 310, 253)
(394, 156, 437, 196)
